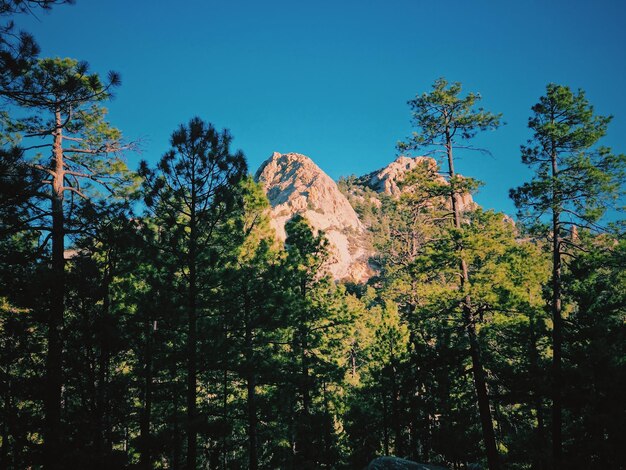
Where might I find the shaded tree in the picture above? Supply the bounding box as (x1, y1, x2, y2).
(398, 78, 502, 470)
(1, 56, 131, 468)
(0, 0, 73, 100)
(510, 83, 626, 469)
(139, 117, 246, 469)
(563, 234, 626, 468)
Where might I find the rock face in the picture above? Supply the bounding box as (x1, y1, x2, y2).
(359, 155, 474, 211)
(359, 155, 436, 196)
(255, 153, 476, 283)
(255, 152, 373, 282)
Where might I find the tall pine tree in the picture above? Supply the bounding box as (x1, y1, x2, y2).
(510, 83, 626, 469)
(398, 78, 502, 470)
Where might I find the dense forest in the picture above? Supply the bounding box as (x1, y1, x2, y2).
(1, 2, 625, 469)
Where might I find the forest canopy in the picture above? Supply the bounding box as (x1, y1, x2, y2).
(1, 2, 625, 470)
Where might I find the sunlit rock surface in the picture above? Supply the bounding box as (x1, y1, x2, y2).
(255, 153, 480, 282)
(358, 155, 474, 210)
(255, 152, 373, 282)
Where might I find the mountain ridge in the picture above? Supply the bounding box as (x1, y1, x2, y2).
(254, 152, 474, 282)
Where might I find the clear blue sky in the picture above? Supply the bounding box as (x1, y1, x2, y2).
(20, 0, 626, 215)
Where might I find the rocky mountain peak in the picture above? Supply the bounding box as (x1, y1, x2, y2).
(255, 152, 373, 282)
(255, 153, 479, 282)
(361, 155, 438, 195)
(359, 155, 474, 210)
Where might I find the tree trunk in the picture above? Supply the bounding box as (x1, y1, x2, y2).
(465, 304, 500, 470)
(300, 330, 310, 416)
(222, 368, 228, 469)
(173, 386, 181, 470)
(186, 273, 197, 470)
(187, 190, 198, 470)
(299, 278, 311, 417)
(44, 108, 65, 470)
(528, 304, 546, 470)
(244, 289, 258, 470)
(381, 388, 389, 455)
(95, 267, 112, 467)
(551, 147, 563, 470)
(390, 361, 403, 456)
(1, 378, 11, 469)
(446, 129, 500, 470)
(323, 382, 331, 462)
(140, 319, 154, 470)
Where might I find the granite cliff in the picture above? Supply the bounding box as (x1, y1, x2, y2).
(255, 152, 474, 282)
(255, 152, 373, 282)
(357, 155, 474, 211)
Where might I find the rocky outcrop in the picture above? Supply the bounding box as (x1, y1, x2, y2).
(255, 152, 373, 282)
(358, 155, 474, 211)
(254, 153, 480, 283)
(359, 156, 437, 196)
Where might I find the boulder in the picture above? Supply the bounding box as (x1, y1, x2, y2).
(367, 456, 448, 470)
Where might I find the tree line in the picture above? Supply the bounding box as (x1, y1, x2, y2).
(1, 2, 625, 469)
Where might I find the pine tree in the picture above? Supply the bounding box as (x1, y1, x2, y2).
(62, 209, 137, 468)
(0, 0, 73, 101)
(139, 117, 246, 469)
(398, 78, 502, 470)
(2, 57, 131, 467)
(563, 233, 626, 467)
(219, 177, 284, 470)
(510, 83, 626, 469)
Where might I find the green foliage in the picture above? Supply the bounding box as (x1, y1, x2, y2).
(6, 56, 134, 211)
(398, 77, 502, 157)
(1, 24, 624, 469)
(511, 83, 626, 467)
(561, 235, 626, 468)
(511, 83, 626, 233)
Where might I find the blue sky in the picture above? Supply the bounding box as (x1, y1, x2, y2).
(19, 0, 626, 215)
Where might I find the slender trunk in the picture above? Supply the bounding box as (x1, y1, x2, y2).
(465, 308, 499, 470)
(446, 128, 500, 470)
(1, 379, 10, 469)
(44, 108, 65, 470)
(381, 389, 389, 455)
(550, 146, 563, 470)
(407, 353, 422, 462)
(246, 370, 258, 470)
(301, 330, 310, 415)
(390, 362, 402, 456)
(222, 368, 228, 469)
(173, 386, 181, 470)
(244, 289, 258, 470)
(187, 186, 198, 470)
(186, 277, 197, 470)
(528, 304, 546, 470)
(95, 268, 112, 466)
(322, 382, 332, 467)
(289, 395, 296, 469)
(299, 277, 311, 416)
(140, 319, 154, 470)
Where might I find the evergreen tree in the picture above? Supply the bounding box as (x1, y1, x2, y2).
(139, 117, 246, 469)
(62, 208, 138, 468)
(282, 215, 351, 469)
(2, 56, 131, 468)
(563, 233, 626, 467)
(0, 231, 47, 468)
(398, 78, 502, 470)
(219, 177, 285, 470)
(0, 0, 73, 100)
(510, 83, 626, 469)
